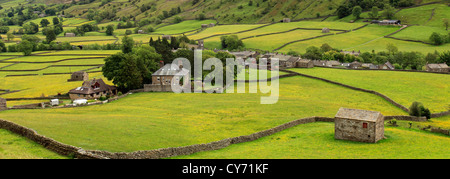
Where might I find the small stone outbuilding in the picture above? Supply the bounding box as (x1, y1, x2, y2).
(322, 27, 330, 33)
(201, 24, 209, 29)
(334, 108, 385, 143)
(426, 63, 449, 73)
(0, 97, 6, 111)
(68, 71, 89, 82)
(282, 18, 291, 23)
(65, 33, 76, 37)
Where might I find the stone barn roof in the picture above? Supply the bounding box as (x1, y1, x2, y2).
(152, 64, 190, 76)
(335, 108, 383, 122)
(427, 63, 449, 69)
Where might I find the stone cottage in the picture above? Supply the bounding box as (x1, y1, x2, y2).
(426, 63, 449, 73)
(296, 59, 314, 68)
(0, 97, 6, 111)
(67, 71, 89, 82)
(144, 64, 190, 92)
(349, 61, 362, 69)
(379, 61, 395, 70)
(334, 108, 385, 143)
(68, 78, 117, 100)
(138, 30, 145, 34)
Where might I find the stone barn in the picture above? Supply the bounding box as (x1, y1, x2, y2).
(65, 33, 76, 37)
(322, 27, 330, 33)
(201, 24, 209, 28)
(67, 71, 89, 82)
(296, 59, 314, 68)
(426, 63, 449, 73)
(208, 23, 215, 27)
(334, 108, 385, 143)
(138, 30, 145, 34)
(282, 18, 291, 23)
(162, 35, 172, 40)
(0, 97, 6, 111)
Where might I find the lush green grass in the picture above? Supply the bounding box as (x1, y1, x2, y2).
(56, 36, 116, 42)
(351, 37, 450, 54)
(396, 4, 449, 27)
(0, 129, 68, 159)
(277, 25, 400, 53)
(173, 122, 450, 159)
(289, 68, 450, 113)
(188, 24, 266, 40)
(0, 76, 406, 152)
(391, 26, 449, 43)
(154, 20, 217, 35)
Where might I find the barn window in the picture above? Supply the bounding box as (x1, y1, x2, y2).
(363, 123, 368, 128)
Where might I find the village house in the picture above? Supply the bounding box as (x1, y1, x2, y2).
(341, 50, 360, 56)
(144, 63, 190, 92)
(67, 71, 89, 82)
(229, 51, 260, 60)
(271, 54, 292, 67)
(426, 63, 449, 73)
(312, 60, 332, 67)
(349, 61, 362, 69)
(329, 60, 341, 67)
(68, 78, 117, 100)
(0, 97, 6, 111)
(296, 59, 314, 68)
(379, 61, 395, 70)
(334, 108, 385, 143)
(286, 57, 301, 68)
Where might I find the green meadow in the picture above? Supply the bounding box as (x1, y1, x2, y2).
(289, 68, 450, 113)
(0, 76, 406, 152)
(173, 122, 450, 159)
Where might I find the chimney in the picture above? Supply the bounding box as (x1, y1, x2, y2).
(159, 61, 164, 68)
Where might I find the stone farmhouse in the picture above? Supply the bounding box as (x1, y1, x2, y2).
(0, 97, 6, 111)
(426, 63, 449, 73)
(296, 59, 314, 68)
(312, 60, 333, 67)
(379, 61, 395, 70)
(334, 108, 385, 143)
(67, 71, 89, 82)
(68, 78, 118, 100)
(144, 63, 190, 92)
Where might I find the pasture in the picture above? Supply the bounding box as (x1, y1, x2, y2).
(0, 76, 406, 152)
(289, 68, 450, 113)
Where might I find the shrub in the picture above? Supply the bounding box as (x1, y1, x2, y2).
(429, 32, 444, 45)
(409, 102, 431, 119)
(99, 96, 107, 101)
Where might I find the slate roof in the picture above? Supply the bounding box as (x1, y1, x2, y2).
(427, 63, 449, 69)
(335, 108, 383, 122)
(385, 61, 395, 70)
(69, 78, 116, 95)
(152, 64, 190, 76)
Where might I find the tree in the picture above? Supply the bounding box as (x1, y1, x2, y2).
(386, 43, 398, 54)
(121, 35, 134, 53)
(106, 25, 114, 36)
(220, 35, 244, 50)
(369, 6, 379, 19)
(303, 46, 322, 60)
(352, 6, 362, 19)
(429, 32, 444, 45)
(17, 40, 33, 56)
(337, 5, 351, 19)
(320, 43, 333, 53)
(40, 19, 50, 27)
(6, 32, 14, 42)
(52, 17, 60, 25)
(382, 4, 396, 19)
(45, 28, 56, 43)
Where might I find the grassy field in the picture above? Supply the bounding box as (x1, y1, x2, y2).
(277, 25, 400, 53)
(391, 26, 449, 43)
(188, 24, 266, 40)
(0, 129, 68, 159)
(288, 68, 450, 113)
(173, 122, 450, 159)
(0, 76, 406, 152)
(153, 20, 217, 35)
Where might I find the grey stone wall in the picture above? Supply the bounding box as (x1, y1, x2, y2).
(384, 115, 427, 122)
(0, 98, 6, 111)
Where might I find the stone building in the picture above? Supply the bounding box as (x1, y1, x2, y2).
(334, 108, 385, 143)
(296, 59, 314, 68)
(322, 27, 330, 33)
(0, 97, 6, 111)
(208, 23, 215, 27)
(68, 78, 117, 100)
(379, 61, 395, 70)
(67, 71, 89, 82)
(65, 33, 76, 37)
(201, 24, 209, 28)
(144, 64, 190, 92)
(286, 57, 301, 68)
(349, 61, 362, 69)
(138, 30, 145, 34)
(282, 18, 291, 23)
(162, 35, 172, 40)
(426, 63, 449, 73)
(372, 20, 401, 26)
